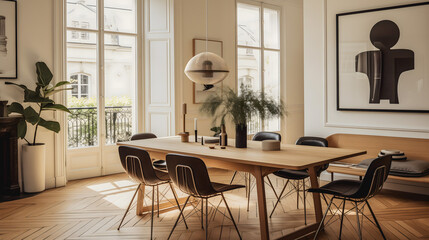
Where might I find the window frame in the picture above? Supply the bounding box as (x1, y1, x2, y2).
(64, 0, 142, 149)
(236, 0, 282, 133)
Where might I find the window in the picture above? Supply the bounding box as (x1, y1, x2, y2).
(237, 1, 281, 133)
(66, 0, 138, 148)
(70, 73, 90, 98)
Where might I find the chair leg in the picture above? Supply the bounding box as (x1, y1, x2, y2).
(355, 201, 362, 240)
(230, 171, 237, 185)
(339, 199, 346, 239)
(168, 196, 190, 240)
(269, 179, 289, 218)
(247, 174, 251, 211)
(313, 196, 334, 240)
(303, 179, 307, 225)
(118, 183, 141, 230)
(221, 193, 242, 240)
(150, 186, 155, 240)
(366, 200, 386, 240)
(169, 183, 188, 229)
(205, 198, 209, 240)
(296, 180, 300, 209)
(201, 198, 204, 229)
(157, 185, 160, 217)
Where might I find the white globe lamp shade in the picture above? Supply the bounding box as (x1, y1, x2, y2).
(184, 52, 229, 85)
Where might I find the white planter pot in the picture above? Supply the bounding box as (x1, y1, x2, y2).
(22, 144, 46, 193)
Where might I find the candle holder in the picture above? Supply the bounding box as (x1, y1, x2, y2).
(179, 132, 190, 142)
(195, 130, 198, 142)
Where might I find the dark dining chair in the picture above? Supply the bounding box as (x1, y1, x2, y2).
(166, 153, 244, 240)
(268, 136, 329, 225)
(130, 133, 166, 170)
(309, 155, 392, 240)
(230, 131, 281, 211)
(117, 146, 187, 239)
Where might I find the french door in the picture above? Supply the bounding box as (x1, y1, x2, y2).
(65, 0, 142, 180)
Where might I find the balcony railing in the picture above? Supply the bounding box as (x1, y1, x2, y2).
(67, 106, 132, 148)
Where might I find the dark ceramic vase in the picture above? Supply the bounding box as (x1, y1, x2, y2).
(235, 124, 247, 148)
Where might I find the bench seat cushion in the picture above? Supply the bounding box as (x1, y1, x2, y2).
(358, 158, 429, 177)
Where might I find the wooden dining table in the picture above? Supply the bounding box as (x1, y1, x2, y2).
(117, 136, 366, 240)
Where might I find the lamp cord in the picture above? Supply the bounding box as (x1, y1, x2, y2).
(205, 0, 208, 56)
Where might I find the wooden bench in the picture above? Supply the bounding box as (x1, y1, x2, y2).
(326, 133, 429, 184)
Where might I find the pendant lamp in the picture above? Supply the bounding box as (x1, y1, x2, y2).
(184, 0, 229, 85)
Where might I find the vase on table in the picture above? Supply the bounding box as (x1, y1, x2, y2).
(235, 124, 247, 148)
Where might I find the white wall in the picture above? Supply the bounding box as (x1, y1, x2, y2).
(175, 0, 304, 143)
(0, 0, 57, 189)
(304, 0, 429, 139)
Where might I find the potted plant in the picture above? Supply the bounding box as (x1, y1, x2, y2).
(200, 84, 285, 148)
(5, 62, 71, 193)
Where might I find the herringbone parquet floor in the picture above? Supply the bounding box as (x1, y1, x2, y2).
(0, 169, 428, 240)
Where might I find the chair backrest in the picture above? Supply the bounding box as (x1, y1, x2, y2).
(131, 133, 157, 141)
(296, 136, 328, 147)
(352, 155, 392, 200)
(166, 154, 215, 198)
(296, 136, 329, 174)
(252, 132, 281, 142)
(118, 146, 162, 186)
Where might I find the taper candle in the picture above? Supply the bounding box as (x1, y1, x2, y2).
(194, 118, 197, 130)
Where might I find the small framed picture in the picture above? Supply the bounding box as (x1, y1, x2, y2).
(0, 0, 17, 79)
(192, 38, 223, 104)
(337, 2, 429, 112)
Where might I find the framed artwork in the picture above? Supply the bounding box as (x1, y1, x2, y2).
(192, 38, 223, 104)
(337, 2, 429, 113)
(0, 0, 17, 79)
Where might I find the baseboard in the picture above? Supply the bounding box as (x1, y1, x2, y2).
(55, 176, 67, 188)
(45, 177, 56, 190)
(320, 171, 429, 196)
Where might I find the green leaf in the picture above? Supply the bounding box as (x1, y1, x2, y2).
(45, 88, 73, 97)
(24, 89, 54, 103)
(38, 118, 60, 133)
(36, 62, 53, 86)
(43, 103, 71, 113)
(5, 82, 29, 91)
(17, 118, 27, 139)
(54, 81, 70, 88)
(24, 107, 40, 125)
(7, 102, 25, 115)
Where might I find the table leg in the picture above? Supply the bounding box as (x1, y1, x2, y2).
(136, 184, 145, 216)
(253, 166, 270, 240)
(308, 166, 323, 222)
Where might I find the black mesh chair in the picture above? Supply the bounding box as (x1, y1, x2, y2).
(117, 146, 187, 239)
(309, 155, 392, 240)
(230, 131, 281, 211)
(268, 136, 329, 224)
(166, 154, 244, 240)
(130, 133, 166, 170)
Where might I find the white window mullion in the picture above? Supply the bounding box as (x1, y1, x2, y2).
(98, 0, 106, 174)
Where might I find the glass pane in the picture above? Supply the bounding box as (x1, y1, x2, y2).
(66, 30, 98, 148)
(104, 34, 136, 144)
(237, 3, 260, 47)
(66, 0, 97, 30)
(104, 0, 136, 33)
(238, 48, 261, 92)
(264, 8, 280, 49)
(238, 47, 261, 134)
(264, 50, 281, 131)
